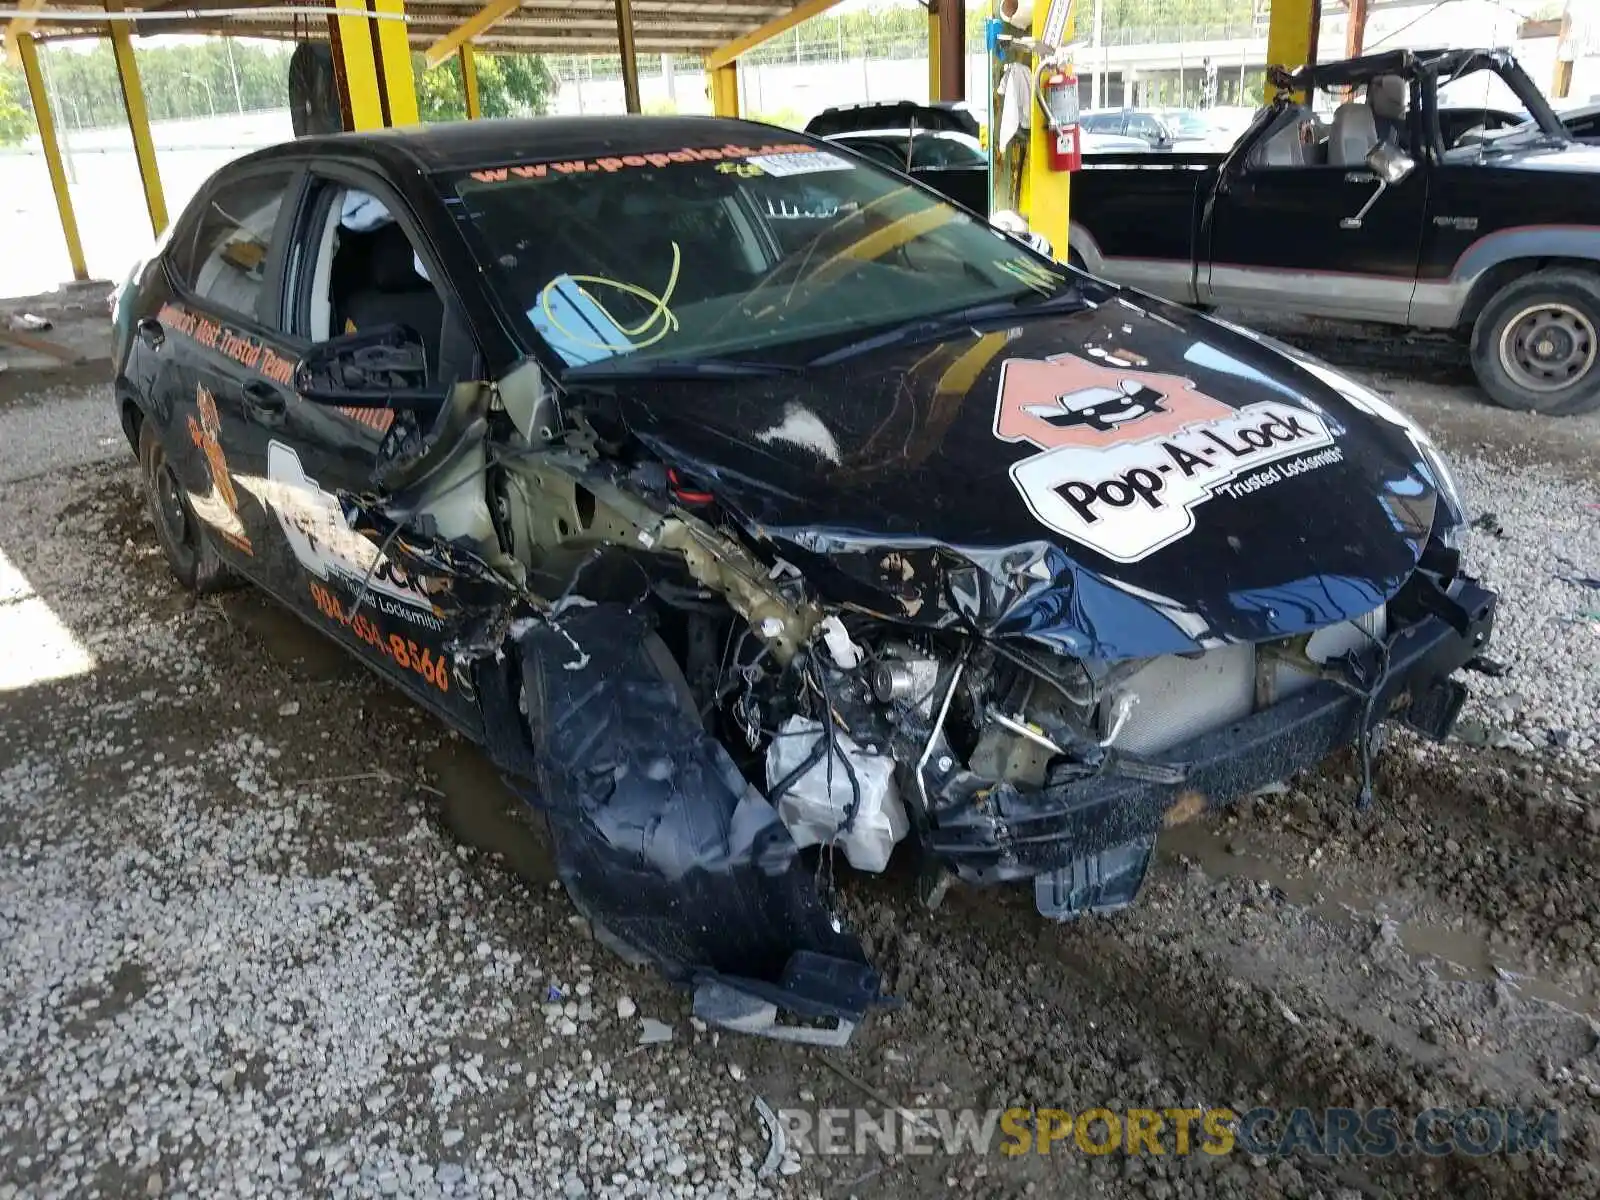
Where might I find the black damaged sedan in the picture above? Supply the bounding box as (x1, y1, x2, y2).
(112, 116, 1496, 1043)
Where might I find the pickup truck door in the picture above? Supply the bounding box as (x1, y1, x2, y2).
(1202, 111, 1428, 322)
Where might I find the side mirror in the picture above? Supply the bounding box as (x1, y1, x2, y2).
(1339, 143, 1417, 229)
(1366, 141, 1415, 184)
(295, 324, 446, 408)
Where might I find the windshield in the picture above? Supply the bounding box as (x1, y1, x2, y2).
(448, 138, 1063, 370)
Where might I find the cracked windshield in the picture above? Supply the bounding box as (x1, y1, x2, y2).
(450, 141, 1067, 367)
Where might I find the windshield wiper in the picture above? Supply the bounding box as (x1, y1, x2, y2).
(808, 290, 1083, 367)
(563, 356, 802, 381)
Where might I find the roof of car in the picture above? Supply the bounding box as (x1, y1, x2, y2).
(236, 115, 809, 175)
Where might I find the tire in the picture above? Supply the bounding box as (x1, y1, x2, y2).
(1470, 268, 1600, 416)
(137, 420, 233, 594)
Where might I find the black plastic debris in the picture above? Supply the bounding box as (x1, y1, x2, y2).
(481, 603, 884, 1045)
(1469, 512, 1506, 539)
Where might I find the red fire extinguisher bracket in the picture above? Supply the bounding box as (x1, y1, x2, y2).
(1036, 66, 1082, 172)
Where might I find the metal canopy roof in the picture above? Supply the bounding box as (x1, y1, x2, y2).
(28, 0, 800, 56)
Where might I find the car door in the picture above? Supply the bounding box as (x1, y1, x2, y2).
(1202, 105, 1428, 322)
(244, 165, 490, 731)
(148, 163, 304, 579)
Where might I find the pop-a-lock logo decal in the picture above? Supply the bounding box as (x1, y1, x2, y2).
(994, 355, 1340, 563)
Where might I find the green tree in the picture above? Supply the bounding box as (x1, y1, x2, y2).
(0, 69, 31, 147)
(415, 52, 555, 122)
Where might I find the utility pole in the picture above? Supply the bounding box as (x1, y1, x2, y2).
(1344, 0, 1369, 59)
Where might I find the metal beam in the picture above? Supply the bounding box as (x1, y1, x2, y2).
(3, 0, 48, 66)
(17, 33, 85, 280)
(424, 0, 519, 69)
(705, 0, 841, 69)
(459, 41, 481, 117)
(615, 0, 640, 112)
(104, 0, 166, 235)
(708, 58, 737, 116)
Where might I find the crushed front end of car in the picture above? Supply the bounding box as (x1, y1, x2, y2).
(369, 284, 1498, 1045)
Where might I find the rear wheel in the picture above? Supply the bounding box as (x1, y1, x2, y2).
(1470, 269, 1600, 415)
(138, 420, 233, 594)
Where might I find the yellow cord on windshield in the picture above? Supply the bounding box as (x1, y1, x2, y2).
(538, 240, 682, 352)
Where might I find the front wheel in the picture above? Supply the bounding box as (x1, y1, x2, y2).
(138, 419, 233, 594)
(1470, 269, 1600, 415)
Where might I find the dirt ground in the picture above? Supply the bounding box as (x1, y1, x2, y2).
(2, 320, 1600, 1200)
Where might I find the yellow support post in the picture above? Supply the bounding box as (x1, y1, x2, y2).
(928, 0, 940, 103)
(104, 0, 166, 236)
(3, 0, 49, 66)
(331, 0, 385, 129)
(1265, 0, 1320, 101)
(708, 60, 738, 117)
(1021, 0, 1074, 262)
(459, 43, 482, 118)
(425, 0, 519, 70)
(17, 34, 86, 281)
(373, 0, 419, 126)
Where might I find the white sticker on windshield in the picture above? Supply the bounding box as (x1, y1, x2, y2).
(745, 151, 853, 177)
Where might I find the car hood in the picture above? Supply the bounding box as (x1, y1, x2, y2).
(607, 289, 1441, 661)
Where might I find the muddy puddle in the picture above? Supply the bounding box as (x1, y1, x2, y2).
(1160, 816, 1599, 1020)
(425, 739, 558, 887)
(221, 591, 355, 682)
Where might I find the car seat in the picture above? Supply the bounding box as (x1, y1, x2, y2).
(1370, 75, 1407, 144)
(336, 222, 446, 375)
(1258, 112, 1315, 166)
(1329, 101, 1380, 166)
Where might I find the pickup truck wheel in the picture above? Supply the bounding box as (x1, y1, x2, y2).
(138, 421, 233, 595)
(1471, 270, 1600, 415)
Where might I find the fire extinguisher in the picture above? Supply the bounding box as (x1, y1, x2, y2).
(1037, 67, 1082, 172)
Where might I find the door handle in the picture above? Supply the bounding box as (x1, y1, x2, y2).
(136, 317, 164, 349)
(242, 381, 286, 421)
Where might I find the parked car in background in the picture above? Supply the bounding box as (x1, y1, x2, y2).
(1159, 106, 1258, 150)
(1081, 108, 1209, 150)
(810, 103, 1145, 214)
(1067, 48, 1600, 415)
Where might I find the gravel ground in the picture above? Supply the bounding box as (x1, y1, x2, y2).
(2, 357, 1599, 1200)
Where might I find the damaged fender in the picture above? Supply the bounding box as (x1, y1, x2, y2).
(478, 603, 884, 1043)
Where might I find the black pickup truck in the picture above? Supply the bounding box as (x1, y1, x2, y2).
(1068, 48, 1600, 415)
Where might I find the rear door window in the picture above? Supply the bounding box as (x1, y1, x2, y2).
(186, 170, 297, 322)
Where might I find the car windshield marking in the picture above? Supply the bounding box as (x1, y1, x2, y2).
(465, 141, 852, 184)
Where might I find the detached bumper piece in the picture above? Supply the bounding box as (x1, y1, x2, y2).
(932, 576, 1496, 921)
(479, 604, 883, 1045)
